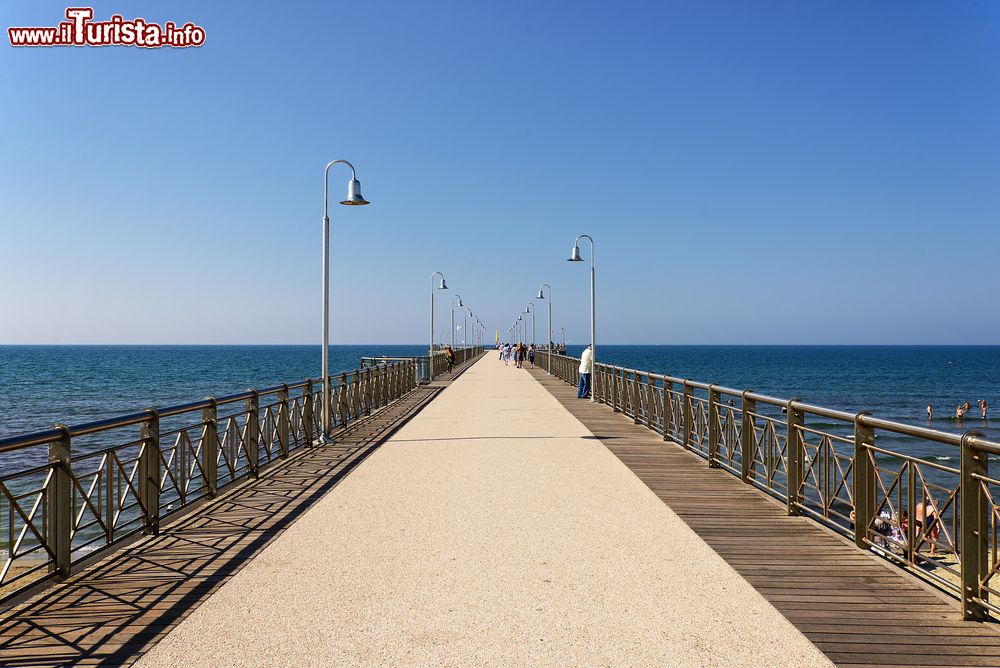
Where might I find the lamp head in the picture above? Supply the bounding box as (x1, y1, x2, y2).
(524, 306, 530, 314)
(536, 289, 545, 299)
(340, 178, 369, 206)
(567, 244, 583, 262)
(439, 278, 448, 290)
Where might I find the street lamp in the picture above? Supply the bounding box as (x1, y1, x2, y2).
(429, 272, 447, 380)
(537, 283, 552, 374)
(568, 234, 596, 402)
(524, 303, 535, 347)
(321, 159, 369, 439)
(465, 306, 473, 347)
(451, 294, 463, 349)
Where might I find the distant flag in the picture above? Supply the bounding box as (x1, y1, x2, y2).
(495, 329, 500, 344)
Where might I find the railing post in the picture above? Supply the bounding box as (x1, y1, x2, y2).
(852, 412, 874, 550)
(338, 373, 349, 426)
(708, 385, 721, 468)
(47, 425, 72, 578)
(786, 398, 804, 516)
(645, 375, 654, 429)
(662, 380, 672, 441)
(960, 430, 989, 621)
(277, 384, 290, 459)
(203, 398, 219, 496)
(741, 392, 755, 483)
(632, 373, 642, 424)
(350, 370, 360, 418)
(611, 369, 620, 412)
(140, 409, 161, 536)
(302, 380, 314, 446)
(682, 380, 693, 450)
(246, 390, 260, 479)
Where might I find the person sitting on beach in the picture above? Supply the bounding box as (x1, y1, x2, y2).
(873, 508, 896, 547)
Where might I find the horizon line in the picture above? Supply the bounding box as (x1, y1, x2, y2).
(2, 343, 1000, 347)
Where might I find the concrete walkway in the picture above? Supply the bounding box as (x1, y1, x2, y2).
(136, 356, 833, 667)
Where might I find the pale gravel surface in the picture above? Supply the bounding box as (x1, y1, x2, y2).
(136, 356, 833, 668)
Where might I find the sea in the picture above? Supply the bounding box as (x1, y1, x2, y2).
(2, 344, 998, 451)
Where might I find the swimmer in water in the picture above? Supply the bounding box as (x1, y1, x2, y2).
(956, 405, 965, 419)
(927, 404, 933, 420)
(981, 399, 989, 419)
(964, 401, 971, 412)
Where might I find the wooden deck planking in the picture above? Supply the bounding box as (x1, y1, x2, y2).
(0, 356, 482, 667)
(527, 366, 1000, 668)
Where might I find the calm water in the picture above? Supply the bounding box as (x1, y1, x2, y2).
(563, 345, 1000, 450)
(0, 345, 426, 439)
(2, 344, 998, 447)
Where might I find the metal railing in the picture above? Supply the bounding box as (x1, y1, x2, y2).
(0, 359, 417, 603)
(361, 345, 484, 382)
(535, 350, 1000, 621)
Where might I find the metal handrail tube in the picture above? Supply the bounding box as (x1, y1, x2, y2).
(0, 429, 66, 453)
(970, 438, 1000, 456)
(858, 415, 964, 446)
(743, 390, 788, 406)
(793, 402, 856, 422)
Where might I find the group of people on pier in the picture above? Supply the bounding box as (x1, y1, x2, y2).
(497, 342, 536, 369)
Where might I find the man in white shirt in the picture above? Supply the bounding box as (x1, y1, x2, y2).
(577, 345, 593, 399)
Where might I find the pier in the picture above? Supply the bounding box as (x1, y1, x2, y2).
(1, 351, 1000, 666)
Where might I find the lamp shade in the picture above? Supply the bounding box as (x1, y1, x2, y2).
(536, 289, 545, 299)
(340, 178, 369, 205)
(439, 278, 448, 290)
(567, 245, 583, 261)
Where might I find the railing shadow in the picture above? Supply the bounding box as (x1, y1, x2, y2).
(0, 385, 446, 667)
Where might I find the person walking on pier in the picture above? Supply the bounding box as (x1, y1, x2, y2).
(444, 345, 456, 374)
(578, 344, 594, 399)
(528, 343, 536, 368)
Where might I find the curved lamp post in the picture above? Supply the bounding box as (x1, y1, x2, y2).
(451, 294, 463, 349)
(321, 159, 369, 439)
(465, 306, 474, 347)
(536, 283, 552, 374)
(568, 234, 595, 402)
(429, 272, 447, 380)
(524, 303, 536, 347)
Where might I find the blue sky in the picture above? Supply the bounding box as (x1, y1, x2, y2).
(1, 1, 997, 344)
